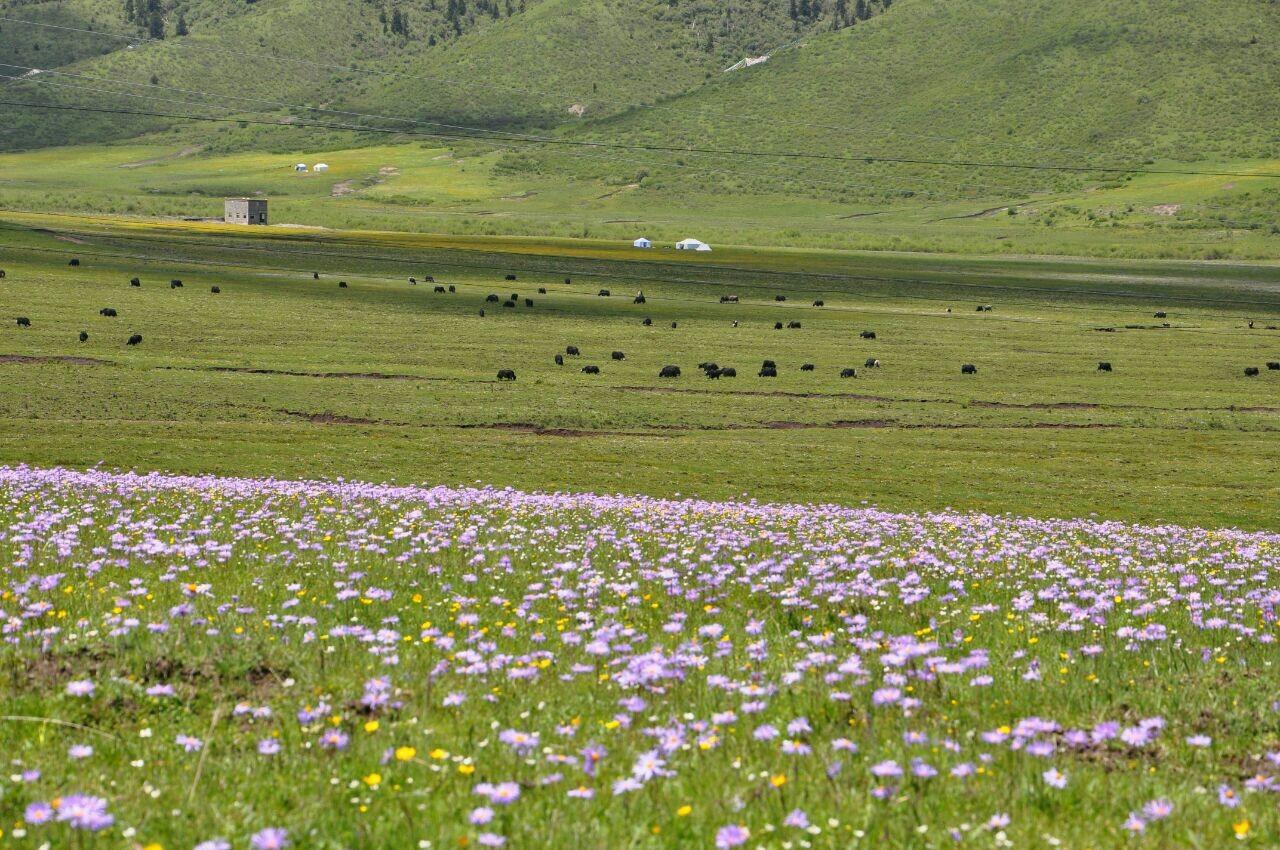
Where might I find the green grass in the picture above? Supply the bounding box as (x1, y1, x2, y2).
(2, 212, 1279, 528)
(1, 142, 1277, 259)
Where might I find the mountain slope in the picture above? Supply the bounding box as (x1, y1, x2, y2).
(0, 0, 875, 149)
(525, 0, 1280, 201)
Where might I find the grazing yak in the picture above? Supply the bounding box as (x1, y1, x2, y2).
(505, 274, 517, 281)
(525, 298, 534, 307)
(211, 286, 221, 294)
(813, 300, 824, 307)
(633, 293, 646, 304)
(1268, 362, 1280, 371)
(538, 287, 547, 294)
(720, 295, 740, 304)
(1154, 311, 1167, 319)
(409, 277, 417, 285)
(775, 295, 787, 302)
(761, 359, 777, 369)
(598, 289, 611, 297)
(611, 351, 625, 361)
(100, 308, 118, 317)
(479, 309, 485, 317)
(865, 358, 881, 368)
(127, 334, 142, 346)
(554, 354, 564, 366)
(698, 362, 719, 372)
(659, 365, 681, 378)
(860, 331, 876, 340)
(503, 300, 516, 309)
(69, 258, 80, 267)
(130, 277, 141, 287)
(775, 322, 784, 330)
(671, 322, 678, 329)
(564, 278, 571, 285)
(496, 369, 517, 381)
(79, 331, 88, 342)
(840, 368, 857, 378)
(0, 270, 5, 278)
(1245, 366, 1260, 377)
(800, 364, 815, 372)
(510, 293, 520, 301)
(976, 305, 993, 312)
(582, 365, 601, 374)
(16, 317, 30, 327)
(170, 280, 183, 289)
(566, 345, 580, 356)
(787, 321, 801, 329)
(1098, 362, 1113, 372)
(425, 275, 435, 283)
(961, 364, 977, 375)
(339, 281, 348, 288)
(448, 285, 456, 293)
(434, 286, 447, 293)
(732, 320, 739, 328)
(486, 294, 500, 303)
(718, 367, 737, 378)
(313, 272, 320, 280)
(759, 365, 778, 378)
(642, 318, 653, 326)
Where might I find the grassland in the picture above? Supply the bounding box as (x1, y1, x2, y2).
(2, 211, 1279, 529)
(0, 142, 1277, 259)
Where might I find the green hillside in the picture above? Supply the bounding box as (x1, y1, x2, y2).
(0, 0, 874, 149)
(533, 0, 1280, 200)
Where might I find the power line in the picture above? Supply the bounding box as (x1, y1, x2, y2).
(3, 98, 1275, 180)
(0, 65, 1032, 198)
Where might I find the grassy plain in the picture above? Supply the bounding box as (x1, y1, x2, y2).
(1, 211, 1279, 528)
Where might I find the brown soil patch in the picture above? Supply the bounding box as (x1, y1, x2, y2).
(279, 409, 383, 425)
(0, 354, 113, 366)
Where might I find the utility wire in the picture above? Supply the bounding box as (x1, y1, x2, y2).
(3, 99, 1274, 179)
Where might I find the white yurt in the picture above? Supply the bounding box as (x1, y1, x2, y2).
(676, 238, 709, 251)
(313, 163, 330, 172)
(293, 163, 308, 172)
(633, 237, 653, 248)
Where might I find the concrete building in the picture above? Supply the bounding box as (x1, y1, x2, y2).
(224, 198, 268, 225)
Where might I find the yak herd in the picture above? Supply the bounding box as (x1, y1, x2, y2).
(6, 262, 1279, 381)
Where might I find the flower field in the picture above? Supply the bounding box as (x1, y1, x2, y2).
(1, 466, 1277, 848)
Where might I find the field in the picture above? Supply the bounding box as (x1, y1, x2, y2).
(2, 466, 1278, 849)
(0, 142, 1278, 260)
(2, 211, 1280, 528)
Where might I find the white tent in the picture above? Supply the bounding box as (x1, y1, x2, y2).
(313, 163, 329, 172)
(676, 238, 709, 251)
(293, 163, 308, 172)
(633, 237, 652, 248)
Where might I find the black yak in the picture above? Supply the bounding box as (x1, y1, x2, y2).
(496, 369, 517, 381)
(659, 365, 681, 378)
(127, 334, 142, 345)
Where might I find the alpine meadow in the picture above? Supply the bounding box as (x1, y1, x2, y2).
(1, 1, 1279, 848)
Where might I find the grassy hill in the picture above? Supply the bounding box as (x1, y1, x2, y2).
(523, 0, 1280, 201)
(0, 0, 872, 148)
(1, 0, 1277, 254)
